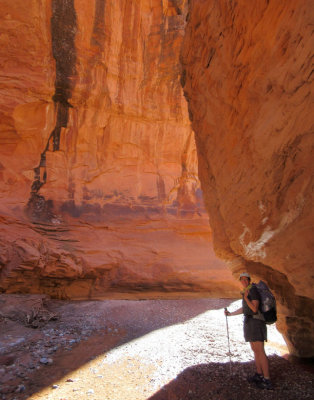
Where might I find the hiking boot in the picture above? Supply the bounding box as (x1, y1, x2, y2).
(256, 377, 274, 390)
(247, 373, 263, 384)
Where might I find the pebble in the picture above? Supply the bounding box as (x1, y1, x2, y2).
(40, 357, 53, 365)
(15, 385, 25, 393)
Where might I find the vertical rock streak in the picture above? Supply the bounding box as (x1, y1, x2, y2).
(91, 0, 106, 47)
(27, 0, 77, 221)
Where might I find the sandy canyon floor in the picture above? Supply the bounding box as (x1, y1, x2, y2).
(0, 295, 313, 400)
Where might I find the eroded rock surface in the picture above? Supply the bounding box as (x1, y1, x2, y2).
(181, 0, 314, 356)
(0, 1, 238, 298)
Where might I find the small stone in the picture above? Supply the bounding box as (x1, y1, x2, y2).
(87, 389, 94, 394)
(15, 385, 25, 393)
(66, 378, 74, 382)
(40, 357, 53, 365)
(52, 384, 59, 389)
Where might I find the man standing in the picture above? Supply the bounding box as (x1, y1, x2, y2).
(224, 272, 273, 390)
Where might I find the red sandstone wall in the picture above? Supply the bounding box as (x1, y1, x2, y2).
(0, 1, 238, 299)
(181, 0, 314, 357)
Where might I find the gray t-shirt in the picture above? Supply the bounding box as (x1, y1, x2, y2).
(242, 284, 260, 316)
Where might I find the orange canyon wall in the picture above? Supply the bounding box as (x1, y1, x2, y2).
(0, 1, 238, 300)
(1, 0, 313, 357)
(181, 0, 314, 357)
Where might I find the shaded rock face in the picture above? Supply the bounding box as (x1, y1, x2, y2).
(181, 0, 314, 356)
(0, 1, 239, 299)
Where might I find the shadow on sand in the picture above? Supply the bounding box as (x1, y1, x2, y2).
(147, 356, 314, 400)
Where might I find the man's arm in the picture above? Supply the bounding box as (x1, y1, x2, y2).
(225, 307, 243, 316)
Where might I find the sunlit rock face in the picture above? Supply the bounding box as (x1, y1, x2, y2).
(181, 0, 314, 356)
(0, 1, 239, 299)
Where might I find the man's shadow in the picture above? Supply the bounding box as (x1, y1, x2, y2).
(147, 355, 313, 400)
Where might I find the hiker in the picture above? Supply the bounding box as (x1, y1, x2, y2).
(224, 272, 273, 390)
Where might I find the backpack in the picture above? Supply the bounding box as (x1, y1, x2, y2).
(254, 281, 277, 324)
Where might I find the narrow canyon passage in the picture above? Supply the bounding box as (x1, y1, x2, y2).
(0, 0, 313, 372)
(1, 295, 313, 400)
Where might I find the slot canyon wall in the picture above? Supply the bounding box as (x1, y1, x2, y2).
(0, 1, 239, 300)
(181, 0, 313, 357)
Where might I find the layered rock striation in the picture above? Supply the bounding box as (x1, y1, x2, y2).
(0, 1, 238, 299)
(181, 0, 314, 356)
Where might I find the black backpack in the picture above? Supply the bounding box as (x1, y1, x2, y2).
(254, 281, 277, 324)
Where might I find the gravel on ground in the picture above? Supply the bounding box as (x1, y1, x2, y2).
(0, 296, 313, 400)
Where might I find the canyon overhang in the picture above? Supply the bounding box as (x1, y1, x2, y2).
(181, 0, 314, 357)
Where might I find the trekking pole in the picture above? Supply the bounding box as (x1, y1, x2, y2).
(224, 308, 232, 374)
